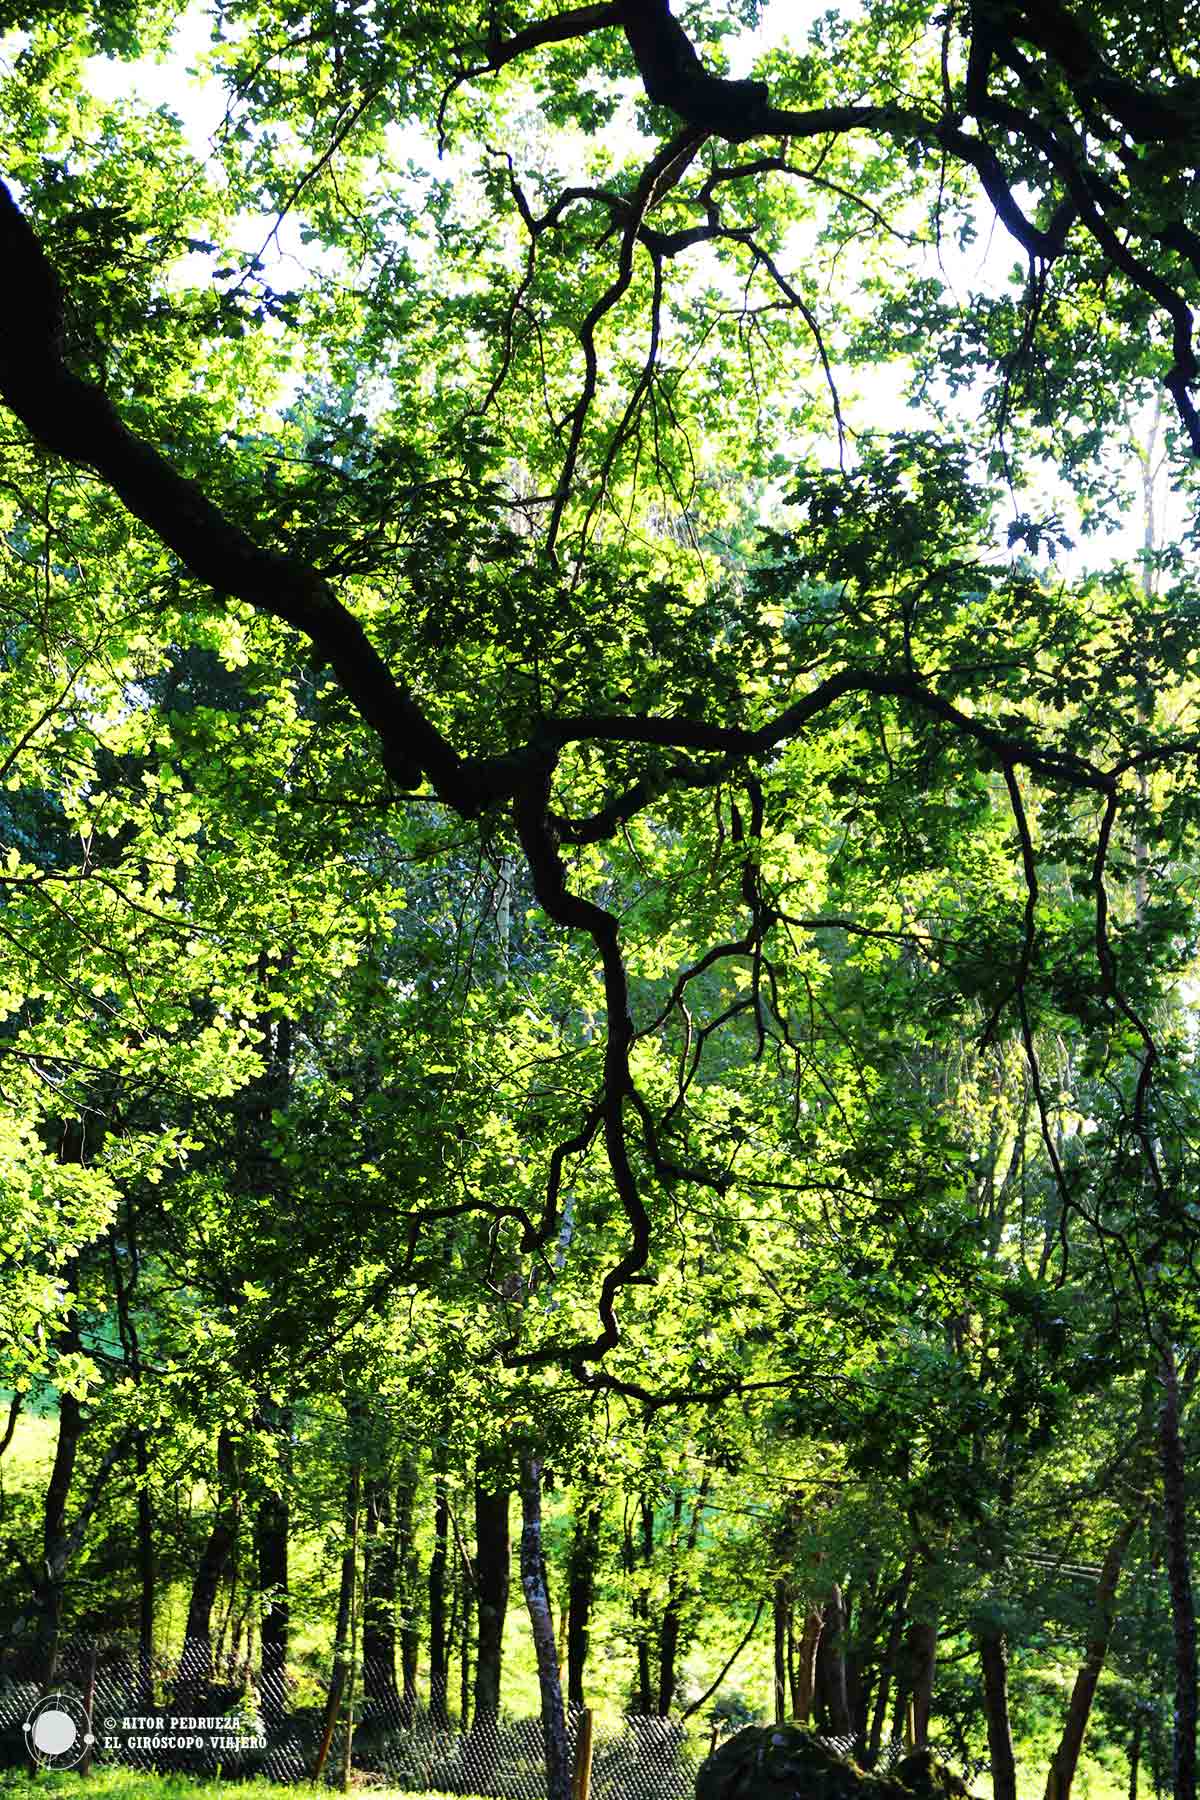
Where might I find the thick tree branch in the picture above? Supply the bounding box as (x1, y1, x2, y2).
(0, 179, 506, 815)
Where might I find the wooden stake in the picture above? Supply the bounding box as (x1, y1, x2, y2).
(571, 1707, 594, 1800)
(80, 1643, 97, 1777)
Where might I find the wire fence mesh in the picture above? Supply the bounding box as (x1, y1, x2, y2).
(0, 1638, 945, 1793)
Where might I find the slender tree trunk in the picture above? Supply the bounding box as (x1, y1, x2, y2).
(36, 1377, 82, 1687)
(134, 1431, 155, 1707)
(567, 1499, 601, 1710)
(624, 1504, 652, 1713)
(395, 1462, 420, 1725)
(429, 1456, 450, 1728)
(1159, 1346, 1197, 1800)
(1045, 1514, 1141, 1800)
(460, 1563, 472, 1730)
(362, 1476, 401, 1711)
(816, 1585, 852, 1737)
(255, 1442, 290, 1736)
(315, 1461, 360, 1782)
(33, 1235, 124, 1687)
(1130, 1713, 1143, 1800)
(845, 1575, 875, 1752)
(787, 1601, 799, 1716)
(908, 1617, 937, 1750)
(473, 1481, 510, 1725)
(868, 1564, 912, 1763)
(658, 1477, 708, 1716)
(774, 1584, 788, 1724)
(180, 1429, 239, 1698)
(519, 1451, 571, 1800)
(109, 1203, 154, 1709)
(793, 1605, 823, 1725)
(980, 1628, 1018, 1800)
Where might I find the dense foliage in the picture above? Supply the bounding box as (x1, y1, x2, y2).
(1, 0, 1200, 1797)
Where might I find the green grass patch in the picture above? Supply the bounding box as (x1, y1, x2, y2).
(0, 1774, 490, 1800)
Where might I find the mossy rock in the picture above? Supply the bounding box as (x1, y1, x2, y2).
(696, 1727, 969, 1800)
(892, 1751, 971, 1799)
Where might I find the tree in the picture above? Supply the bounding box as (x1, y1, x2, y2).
(2, 0, 1200, 1794)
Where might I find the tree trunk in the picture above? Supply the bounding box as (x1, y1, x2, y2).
(362, 1476, 401, 1712)
(180, 1429, 239, 1698)
(519, 1450, 571, 1800)
(395, 1462, 420, 1725)
(793, 1605, 823, 1725)
(1159, 1347, 1197, 1800)
(473, 1480, 510, 1725)
(429, 1457, 450, 1728)
(774, 1584, 788, 1725)
(980, 1628, 1018, 1800)
(624, 1503, 652, 1713)
(908, 1617, 937, 1750)
(567, 1498, 601, 1710)
(109, 1205, 154, 1709)
(1044, 1514, 1140, 1800)
(460, 1558, 472, 1730)
(30, 1237, 131, 1687)
(867, 1565, 912, 1764)
(658, 1477, 708, 1716)
(256, 1478, 290, 1733)
(134, 1431, 155, 1708)
(35, 1374, 82, 1686)
(816, 1585, 852, 1737)
(315, 1461, 360, 1782)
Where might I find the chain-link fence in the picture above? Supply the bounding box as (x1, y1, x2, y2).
(0, 1638, 924, 1794)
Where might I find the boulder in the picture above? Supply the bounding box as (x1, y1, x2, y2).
(892, 1750, 972, 1799)
(696, 1726, 972, 1800)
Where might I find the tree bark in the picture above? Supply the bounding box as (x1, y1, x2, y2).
(815, 1585, 853, 1737)
(774, 1583, 788, 1725)
(1044, 1514, 1140, 1800)
(624, 1502, 653, 1713)
(473, 1480, 510, 1725)
(519, 1450, 571, 1800)
(255, 1455, 290, 1734)
(180, 1429, 239, 1699)
(980, 1627, 1018, 1800)
(793, 1605, 823, 1725)
(867, 1564, 912, 1764)
(35, 1375, 82, 1686)
(567, 1498, 602, 1710)
(134, 1431, 155, 1707)
(29, 1238, 131, 1688)
(362, 1476, 401, 1711)
(109, 1203, 154, 1709)
(395, 1464, 421, 1726)
(907, 1616, 937, 1750)
(1158, 1346, 1198, 1800)
(429, 1456, 450, 1728)
(658, 1477, 708, 1716)
(315, 1460, 360, 1782)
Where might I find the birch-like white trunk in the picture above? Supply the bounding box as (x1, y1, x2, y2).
(520, 1450, 571, 1800)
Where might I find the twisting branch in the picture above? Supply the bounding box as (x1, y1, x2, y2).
(511, 767, 653, 1366)
(545, 126, 706, 559)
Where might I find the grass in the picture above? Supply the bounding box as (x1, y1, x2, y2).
(0, 1773, 490, 1800)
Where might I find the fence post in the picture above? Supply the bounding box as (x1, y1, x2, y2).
(80, 1643, 98, 1777)
(571, 1707, 594, 1800)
